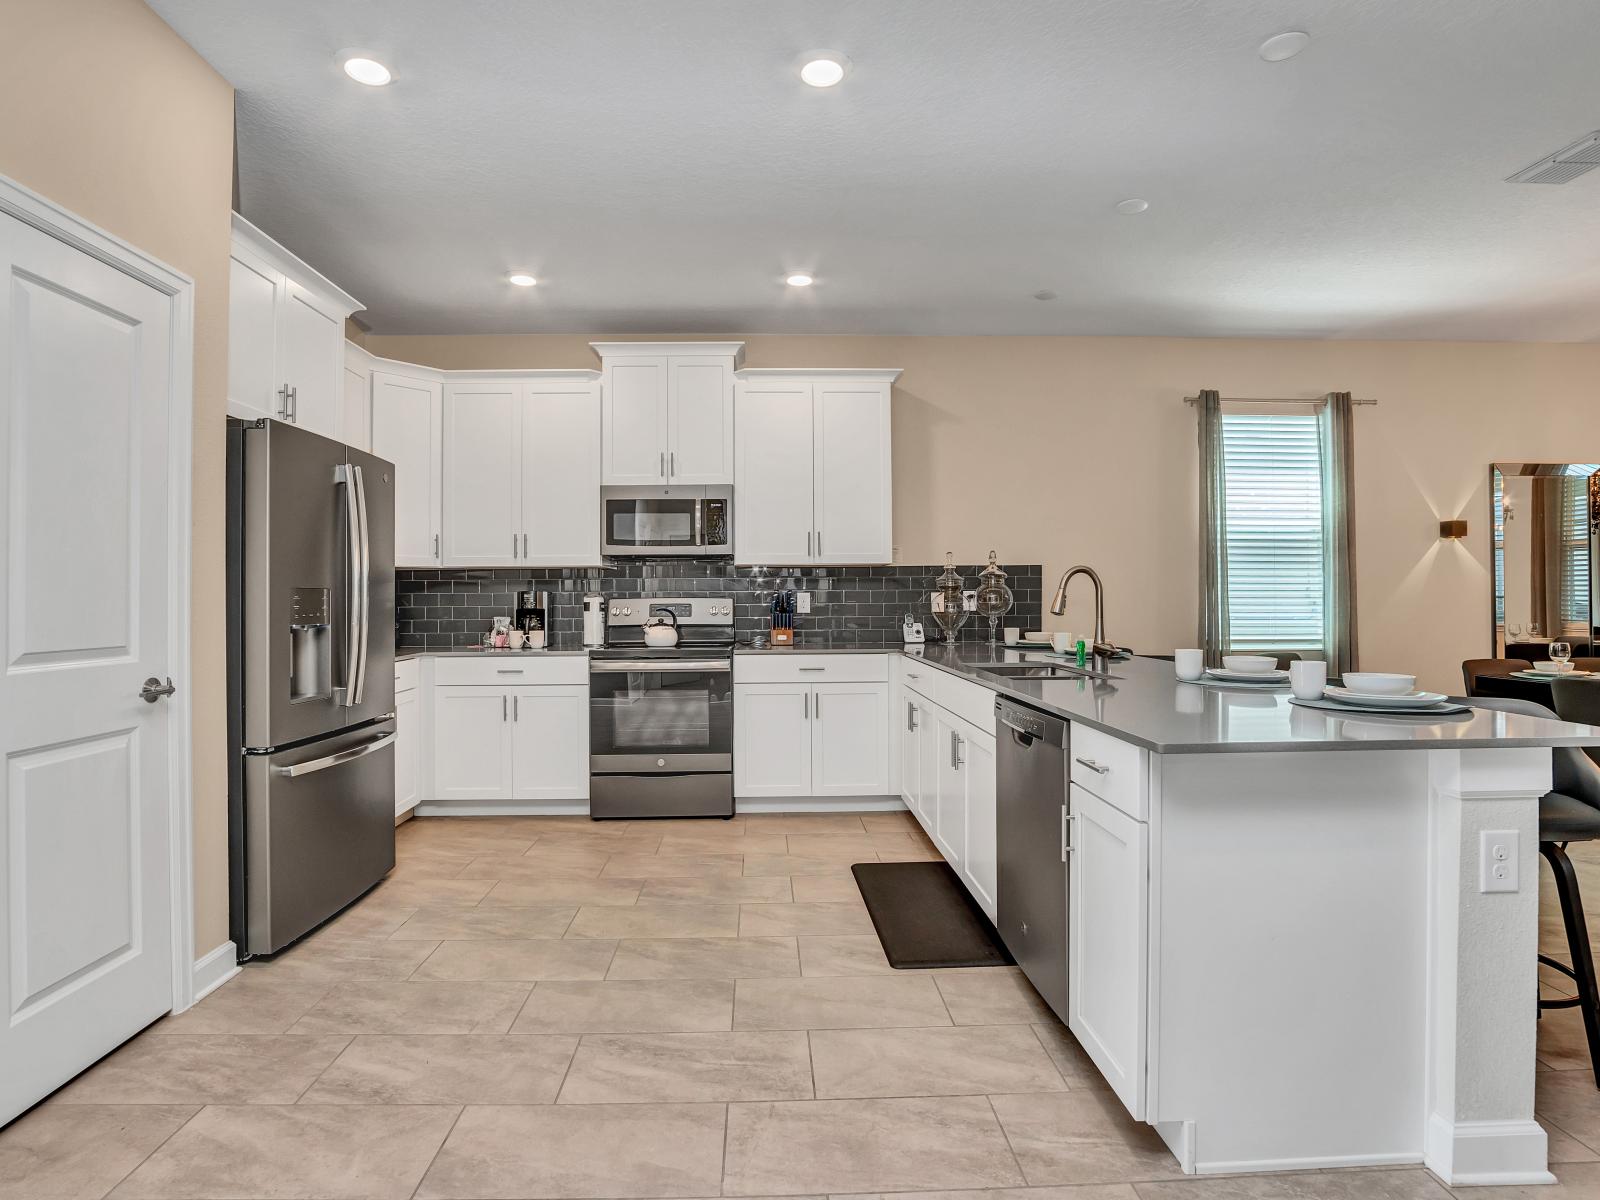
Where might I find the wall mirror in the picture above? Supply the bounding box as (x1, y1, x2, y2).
(1492, 462, 1600, 657)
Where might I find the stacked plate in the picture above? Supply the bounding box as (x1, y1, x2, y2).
(1200, 656, 1289, 688)
(1311, 672, 1462, 715)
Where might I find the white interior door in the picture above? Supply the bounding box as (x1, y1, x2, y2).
(522, 382, 601, 565)
(370, 370, 442, 567)
(0, 213, 178, 1126)
(733, 380, 814, 563)
(442, 382, 521, 566)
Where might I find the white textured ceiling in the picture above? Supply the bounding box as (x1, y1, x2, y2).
(151, 0, 1600, 340)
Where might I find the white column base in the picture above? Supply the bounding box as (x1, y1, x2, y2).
(1424, 1114, 1554, 1186)
(189, 941, 240, 1007)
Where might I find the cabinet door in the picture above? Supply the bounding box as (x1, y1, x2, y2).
(342, 345, 371, 452)
(668, 356, 734, 484)
(371, 371, 442, 567)
(899, 693, 921, 809)
(933, 712, 967, 869)
(510, 686, 590, 801)
(915, 701, 941, 837)
(960, 727, 998, 920)
(227, 253, 282, 422)
(1068, 784, 1148, 1118)
(814, 380, 892, 564)
(431, 686, 511, 801)
(279, 282, 344, 438)
(522, 382, 601, 565)
(811, 682, 889, 797)
(602, 356, 668, 484)
(443, 382, 521, 566)
(394, 688, 419, 817)
(734, 380, 814, 563)
(734, 683, 812, 797)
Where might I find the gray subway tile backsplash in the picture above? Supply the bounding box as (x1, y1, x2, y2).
(395, 562, 1043, 650)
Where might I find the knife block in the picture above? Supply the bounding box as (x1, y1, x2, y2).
(769, 624, 794, 647)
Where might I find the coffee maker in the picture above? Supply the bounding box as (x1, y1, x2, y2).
(516, 589, 551, 637)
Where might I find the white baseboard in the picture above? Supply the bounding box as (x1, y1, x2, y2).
(1155, 1120, 1196, 1173)
(1423, 1114, 1553, 1186)
(736, 796, 908, 813)
(1197, 1151, 1418, 1175)
(190, 941, 240, 1006)
(413, 798, 911, 817)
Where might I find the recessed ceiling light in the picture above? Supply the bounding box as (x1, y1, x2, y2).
(1114, 198, 1149, 215)
(341, 55, 393, 86)
(798, 52, 849, 88)
(785, 273, 814, 287)
(1033, 290, 1058, 301)
(1258, 31, 1311, 62)
(508, 273, 538, 287)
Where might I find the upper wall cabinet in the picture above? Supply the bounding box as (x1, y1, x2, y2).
(227, 214, 362, 441)
(734, 369, 899, 565)
(343, 342, 373, 452)
(442, 373, 603, 568)
(593, 342, 743, 485)
(371, 365, 444, 568)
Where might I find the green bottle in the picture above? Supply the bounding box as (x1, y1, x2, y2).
(1075, 639, 1088, 668)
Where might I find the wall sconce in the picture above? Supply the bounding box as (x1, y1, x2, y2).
(1439, 519, 1468, 539)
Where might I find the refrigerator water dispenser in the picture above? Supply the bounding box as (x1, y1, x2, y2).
(288, 586, 332, 702)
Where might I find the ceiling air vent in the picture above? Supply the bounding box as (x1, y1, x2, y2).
(1506, 131, 1600, 184)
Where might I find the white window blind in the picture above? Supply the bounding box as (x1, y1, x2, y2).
(1220, 410, 1324, 651)
(1561, 469, 1595, 632)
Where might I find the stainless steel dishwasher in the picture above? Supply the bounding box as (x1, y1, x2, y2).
(995, 694, 1070, 1021)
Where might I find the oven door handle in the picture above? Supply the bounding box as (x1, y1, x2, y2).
(591, 659, 732, 673)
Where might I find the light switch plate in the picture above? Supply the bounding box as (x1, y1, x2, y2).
(1479, 829, 1519, 893)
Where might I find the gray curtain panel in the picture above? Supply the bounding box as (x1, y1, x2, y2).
(1197, 389, 1229, 666)
(1319, 392, 1359, 677)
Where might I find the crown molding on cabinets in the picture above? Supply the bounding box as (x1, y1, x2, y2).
(737, 367, 904, 383)
(231, 212, 362, 320)
(591, 341, 746, 367)
(354, 349, 600, 386)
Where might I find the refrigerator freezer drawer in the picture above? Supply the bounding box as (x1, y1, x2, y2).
(240, 721, 397, 955)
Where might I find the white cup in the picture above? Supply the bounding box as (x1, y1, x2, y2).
(507, 630, 526, 649)
(1003, 627, 1020, 646)
(1174, 648, 1205, 681)
(1290, 660, 1327, 700)
(1051, 631, 1074, 654)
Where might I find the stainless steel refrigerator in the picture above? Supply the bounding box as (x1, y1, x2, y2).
(227, 418, 397, 958)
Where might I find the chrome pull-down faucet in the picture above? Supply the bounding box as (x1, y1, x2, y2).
(1049, 564, 1110, 655)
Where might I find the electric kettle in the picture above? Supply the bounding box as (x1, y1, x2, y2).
(582, 593, 606, 647)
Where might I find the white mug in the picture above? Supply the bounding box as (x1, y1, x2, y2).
(1174, 648, 1205, 681)
(507, 630, 526, 649)
(1051, 631, 1074, 654)
(1290, 659, 1327, 700)
(1003, 627, 1020, 646)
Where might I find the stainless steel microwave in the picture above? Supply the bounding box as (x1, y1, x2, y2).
(600, 486, 732, 557)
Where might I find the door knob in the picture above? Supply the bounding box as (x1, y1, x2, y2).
(140, 676, 177, 703)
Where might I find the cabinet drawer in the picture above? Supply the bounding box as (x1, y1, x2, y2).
(394, 658, 419, 694)
(899, 660, 936, 701)
(935, 669, 997, 734)
(1069, 723, 1147, 820)
(432, 655, 589, 687)
(734, 653, 888, 685)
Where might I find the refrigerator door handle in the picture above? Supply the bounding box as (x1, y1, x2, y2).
(274, 730, 396, 777)
(335, 464, 361, 706)
(351, 463, 372, 706)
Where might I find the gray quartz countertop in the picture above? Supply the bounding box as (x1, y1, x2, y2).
(909, 645, 1600, 754)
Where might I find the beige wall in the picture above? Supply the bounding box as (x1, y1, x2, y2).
(371, 333, 1600, 695)
(0, 0, 234, 955)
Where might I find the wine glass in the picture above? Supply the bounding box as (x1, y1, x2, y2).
(1531, 623, 1542, 639)
(1551, 641, 1572, 667)
(1509, 622, 1524, 641)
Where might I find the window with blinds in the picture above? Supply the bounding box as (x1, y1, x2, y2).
(1220, 408, 1325, 651)
(1561, 468, 1595, 633)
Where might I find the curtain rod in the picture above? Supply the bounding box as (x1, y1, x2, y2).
(1182, 395, 1378, 406)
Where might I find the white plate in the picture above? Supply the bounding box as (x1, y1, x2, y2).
(1324, 686, 1448, 709)
(1206, 667, 1290, 683)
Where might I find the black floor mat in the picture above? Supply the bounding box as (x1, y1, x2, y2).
(850, 861, 1014, 970)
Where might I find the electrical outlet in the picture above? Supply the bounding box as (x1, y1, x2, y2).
(1479, 829, 1519, 893)
(796, 592, 811, 614)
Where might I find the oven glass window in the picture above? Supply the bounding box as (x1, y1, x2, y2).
(606, 499, 697, 548)
(590, 668, 732, 757)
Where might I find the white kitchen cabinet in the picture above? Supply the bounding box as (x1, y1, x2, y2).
(933, 711, 967, 866)
(370, 368, 443, 567)
(734, 369, 899, 565)
(594, 342, 742, 485)
(443, 381, 521, 566)
(343, 341, 372, 452)
(1068, 782, 1149, 1118)
(899, 690, 923, 810)
(509, 686, 590, 800)
(960, 727, 998, 917)
(441, 375, 603, 567)
(811, 682, 890, 796)
(432, 685, 512, 801)
(394, 685, 419, 818)
(734, 683, 813, 798)
(227, 214, 361, 438)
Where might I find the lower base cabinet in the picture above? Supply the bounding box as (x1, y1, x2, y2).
(394, 686, 419, 817)
(734, 680, 889, 798)
(431, 682, 589, 802)
(509, 686, 590, 800)
(1068, 782, 1149, 1117)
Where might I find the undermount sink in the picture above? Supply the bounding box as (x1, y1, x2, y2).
(974, 661, 1117, 681)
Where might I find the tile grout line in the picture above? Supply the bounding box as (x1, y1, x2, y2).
(92, 1100, 210, 1198)
(984, 1092, 1031, 1188)
(286, 1033, 358, 1103)
(406, 1102, 466, 1200)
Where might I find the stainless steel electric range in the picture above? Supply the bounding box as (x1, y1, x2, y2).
(588, 596, 736, 819)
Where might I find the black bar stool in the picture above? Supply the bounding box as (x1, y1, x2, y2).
(1459, 692, 1600, 1087)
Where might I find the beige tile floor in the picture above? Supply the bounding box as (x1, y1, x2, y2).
(5, 813, 1600, 1199)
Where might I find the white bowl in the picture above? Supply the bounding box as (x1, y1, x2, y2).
(1340, 672, 1416, 696)
(1221, 655, 1277, 674)
(1533, 661, 1575, 674)
(1022, 632, 1051, 643)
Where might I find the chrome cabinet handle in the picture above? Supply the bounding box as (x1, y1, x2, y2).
(276, 385, 291, 419)
(496, 668, 525, 674)
(512, 534, 518, 558)
(523, 532, 529, 557)
(1061, 807, 1075, 860)
(1074, 756, 1109, 775)
(804, 692, 810, 720)
(514, 695, 519, 721)
(799, 667, 825, 672)
(951, 731, 964, 770)
(502, 695, 507, 722)
(906, 701, 918, 732)
(670, 450, 676, 477)
(433, 533, 440, 559)
(815, 692, 822, 720)
(816, 531, 822, 558)
(807, 531, 812, 557)
(140, 676, 177, 703)
(276, 731, 395, 777)
(289, 385, 298, 422)
(659, 450, 666, 478)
